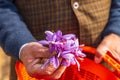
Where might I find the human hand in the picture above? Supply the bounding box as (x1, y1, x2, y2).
(95, 33, 120, 63)
(19, 42, 66, 80)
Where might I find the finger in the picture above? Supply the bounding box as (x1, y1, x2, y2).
(95, 46, 108, 63)
(51, 65, 67, 79)
(35, 46, 56, 58)
(38, 50, 56, 58)
(42, 57, 62, 75)
(28, 61, 56, 79)
(112, 46, 120, 62)
(26, 59, 52, 79)
(108, 50, 120, 62)
(26, 59, 43, 76)
(44, 62, 56, 75)
(35, 47, 51, 57)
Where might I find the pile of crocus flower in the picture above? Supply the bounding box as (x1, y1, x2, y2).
(39, 30, 86, 70)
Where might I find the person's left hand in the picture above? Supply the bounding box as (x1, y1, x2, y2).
(95, 33, 120, 63)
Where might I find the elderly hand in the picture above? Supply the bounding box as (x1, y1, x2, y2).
(95, 33, 120, 63)
(19, 42, 66, 80)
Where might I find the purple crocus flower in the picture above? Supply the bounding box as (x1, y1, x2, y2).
(39, 30, 86, 70)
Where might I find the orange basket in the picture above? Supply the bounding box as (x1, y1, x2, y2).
(15, 46, 120, 80)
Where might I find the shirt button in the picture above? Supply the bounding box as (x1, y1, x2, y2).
(73, 2, 79, 9)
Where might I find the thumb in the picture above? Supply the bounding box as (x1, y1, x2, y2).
(94, 46, 108, 63)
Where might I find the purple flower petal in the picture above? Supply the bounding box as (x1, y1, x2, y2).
(39, 30, 86, 70)
(39, 40, 49, 45)
(49, 44, 55, 53)
(55, 30, 62, 41)
(45, 31, 53, 36)
(63, 34, 76, 40)
(49, 56, 59, 68)
(62, 59, 70, 66)
(61, 54, 74, 66)
(45, 31, 54, 41)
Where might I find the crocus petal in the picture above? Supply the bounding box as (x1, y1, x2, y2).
(63, 34, 76, 40)
(49, 56, 59, 68)
(55, 30, 62, 41)
(39, 40, 49, 45)
(77, 49, 86, 57)
(62, 53, 74, 59)
(49, 44, 55, 53)
(45, 31, 53, 36)
(74, 39, 79, 46)
(56, 30, 62, 36)
(70, 58, 76, 65)
(45, 31, 54, 41)
(39, 30, 86, 70)
(62, 59, 71, 66)
(63, 40, 75, 50)
(61, 51, 71, 55)
(61, 54, 74, 66)
(52, 34, 57, 41)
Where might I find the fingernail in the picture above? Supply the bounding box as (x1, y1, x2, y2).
(94, 57, 101, 63)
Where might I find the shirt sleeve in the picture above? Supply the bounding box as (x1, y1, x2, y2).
(102, 0, 120, 37)
(0, 0, 37, 59)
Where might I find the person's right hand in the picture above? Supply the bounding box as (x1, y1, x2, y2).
(19, 42, 66, 80)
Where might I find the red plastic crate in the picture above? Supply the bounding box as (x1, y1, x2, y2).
(15, 46, 120, 80)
